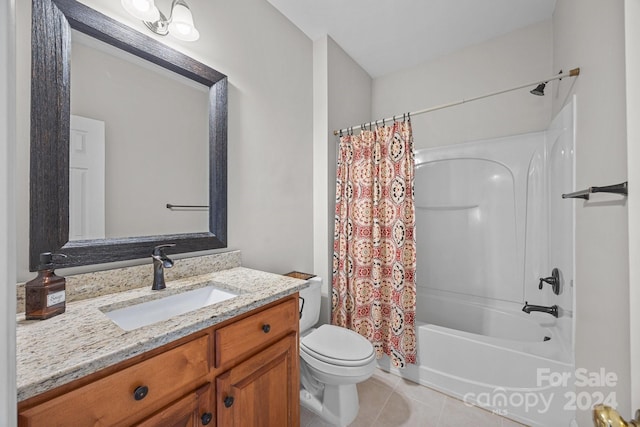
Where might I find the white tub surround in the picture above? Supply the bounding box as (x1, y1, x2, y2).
(16, 265, 308, 402)
(379, 100, 576, 427)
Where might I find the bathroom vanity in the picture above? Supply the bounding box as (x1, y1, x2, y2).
(19, 1, 307, 424)
(16, 266, 306, 427)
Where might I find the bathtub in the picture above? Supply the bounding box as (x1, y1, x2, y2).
(378, 290, 574, 426)
(378, 101, 576, 426)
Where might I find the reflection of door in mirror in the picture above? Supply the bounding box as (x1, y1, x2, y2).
(69, 115, 106, 241)
(70, 31, 210, 239)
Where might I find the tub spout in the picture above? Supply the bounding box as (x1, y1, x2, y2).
(522, 302, 558, 318)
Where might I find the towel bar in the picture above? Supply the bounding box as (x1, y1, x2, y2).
(562, 182, 627, 200)
(166, 203, 209, 209)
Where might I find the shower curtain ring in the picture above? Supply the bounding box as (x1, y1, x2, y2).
(393, 115, 396, 122)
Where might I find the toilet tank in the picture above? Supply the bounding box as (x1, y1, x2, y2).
(299, 277, 322, 333)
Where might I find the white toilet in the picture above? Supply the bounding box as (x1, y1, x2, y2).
(298, 277, 377, 427)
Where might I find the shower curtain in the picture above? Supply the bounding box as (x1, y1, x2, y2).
(332, 120, 417, 367)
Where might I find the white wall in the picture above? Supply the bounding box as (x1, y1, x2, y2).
(313, 35, 372, 324)
(312, 36, 330, 324)
(625, 0, 640, 412)
(0, 0, 17, 424)
(372, 20, 553, 149)
(553, 0, 631, 423)
(15, 0, 315, 281)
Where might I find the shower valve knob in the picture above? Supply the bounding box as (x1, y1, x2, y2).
(538, 268, 561, 295)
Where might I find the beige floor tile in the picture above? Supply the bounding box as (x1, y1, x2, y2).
(301, 406, 319, 427)
(438, 396, 503, 427)
(308, 418, 338, 427)
(373, 391, 441, 427)
(500, 416, 530, 427)
(348, 397, 379, 427)
(346, 370, 397, 426)
(303, 369, 526, 427)
(349, 412, 378, 427)
(356, 375, 397, 420)
(371, 368, 402, 388)
(394, 378, 446, 411)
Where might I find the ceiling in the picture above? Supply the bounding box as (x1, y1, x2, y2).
(266, 0, 557, 78)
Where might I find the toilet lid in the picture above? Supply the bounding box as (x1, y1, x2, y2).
(301, 324, 374, 366)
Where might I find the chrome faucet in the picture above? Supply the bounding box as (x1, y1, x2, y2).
(522, 301, 559, 318)
(151, 244, 176, 290)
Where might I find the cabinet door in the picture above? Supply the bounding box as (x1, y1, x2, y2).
(136, 383, 213, 427)
(216, 334, 299, 427)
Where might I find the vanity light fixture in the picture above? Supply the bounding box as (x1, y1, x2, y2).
(121, 0, 200, 41)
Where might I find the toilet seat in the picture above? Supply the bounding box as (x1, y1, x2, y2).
(300, 324, 375, 367)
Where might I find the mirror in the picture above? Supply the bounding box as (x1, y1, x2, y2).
(69, 31, 210, 240)
(30, 0, 227, 271)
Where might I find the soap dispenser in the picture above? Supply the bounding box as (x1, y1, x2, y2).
(25, 252, 67, 320)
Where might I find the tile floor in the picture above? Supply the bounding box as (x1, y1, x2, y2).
(300, 368, 528, 427)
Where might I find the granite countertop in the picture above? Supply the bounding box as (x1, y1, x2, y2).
(16, 266, 308, 402)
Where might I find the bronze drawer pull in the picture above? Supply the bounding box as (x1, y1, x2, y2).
(201, 412, 213, 425)
(262, 324, 271, 333)
(133, 385, 148, 401)
(224, 396, 234, 408)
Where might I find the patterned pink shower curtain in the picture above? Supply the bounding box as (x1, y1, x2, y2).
(332, 120, 417, 367)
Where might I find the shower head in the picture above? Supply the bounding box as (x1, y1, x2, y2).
(530, 82, 546, 96)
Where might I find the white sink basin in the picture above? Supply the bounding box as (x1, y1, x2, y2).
(104, 285, 238, 331)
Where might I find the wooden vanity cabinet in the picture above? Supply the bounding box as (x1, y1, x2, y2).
(18, 334, 211, 427)
(17, 294, 300, 427)
(214, 297, 300, 427)
(216, 334, 299, 427)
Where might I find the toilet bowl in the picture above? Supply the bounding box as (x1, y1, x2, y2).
(299, 277, 376, 427)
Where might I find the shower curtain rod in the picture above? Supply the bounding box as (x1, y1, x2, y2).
(333, 67, 581, 136)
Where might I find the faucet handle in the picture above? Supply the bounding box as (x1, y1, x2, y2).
(538, 268, 561, 295)
(152, 243, 176, 257)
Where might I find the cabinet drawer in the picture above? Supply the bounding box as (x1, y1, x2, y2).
(19, 334, 210, 427)
(215, 297, 297, 367)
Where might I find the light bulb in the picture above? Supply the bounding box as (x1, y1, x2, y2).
(121, 0, 160, 22)
(168, 1, 200, 41)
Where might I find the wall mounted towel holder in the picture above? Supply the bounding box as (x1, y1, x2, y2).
(562, 182, 628, 200)
(166, 203, 209, 209)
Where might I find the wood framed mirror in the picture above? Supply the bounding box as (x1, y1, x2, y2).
(29, 0, 227, 271)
